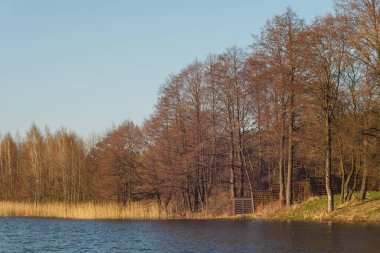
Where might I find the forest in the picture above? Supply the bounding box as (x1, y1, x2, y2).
(1, 0, 380, 215)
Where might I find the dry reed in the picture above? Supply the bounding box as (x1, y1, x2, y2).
(0, 201, 168, 220)
(0, 201, 235, 220)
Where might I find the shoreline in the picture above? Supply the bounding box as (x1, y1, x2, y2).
(0, 192, 379, 223)
(0, 215, 379, 224)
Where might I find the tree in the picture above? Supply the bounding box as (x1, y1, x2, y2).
(90, 121, 143, 203)
(253, 8, 305, 206)
(336, 0, 380, 200)
(303, 15, 347, 212)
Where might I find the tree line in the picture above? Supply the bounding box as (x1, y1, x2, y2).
(1, 0, 380, 213)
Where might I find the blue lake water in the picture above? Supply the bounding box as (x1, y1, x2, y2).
(0, 217, 379, 252)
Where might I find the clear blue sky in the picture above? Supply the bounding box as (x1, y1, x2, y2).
(0, 0, 333, 138)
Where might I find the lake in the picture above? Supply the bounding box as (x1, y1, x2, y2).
(0, 218, 379, 252)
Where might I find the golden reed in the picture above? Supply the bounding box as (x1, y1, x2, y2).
(0, 201, 233, 220)
(0, 201, 168, 220)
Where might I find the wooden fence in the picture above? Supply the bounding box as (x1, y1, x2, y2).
(233, 198, 254, 215)
(234, 176, 378, 214)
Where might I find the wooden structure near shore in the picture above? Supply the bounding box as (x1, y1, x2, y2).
(234, 176, 342, 214)
(233, 198, 254, 215)
(251, 176, 343, 207)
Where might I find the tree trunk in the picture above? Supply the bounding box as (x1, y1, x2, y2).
(359, 155, 368, 200)
(238, 143, 244, 197)
(279, 134, 285, 205)
(229, 120, 236, 199)
(347, 168, 358, 201)
(339, 151, 345, 203)
(326, 116, 334, 213)
(286, 95, 294, 206)
(286, 130, 293, 206)
(278, 66, 287, 206)
(230, 139, 236, 198)
(343, 152, 355, 202)
(241, 146, 255, 213)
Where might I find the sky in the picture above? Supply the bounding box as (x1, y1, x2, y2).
(0, 0, 334, 138)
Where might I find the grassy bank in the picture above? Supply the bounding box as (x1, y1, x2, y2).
(250, 191, 380, 223)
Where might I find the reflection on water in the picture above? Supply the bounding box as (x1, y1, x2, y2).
(0, 218, 379, 253)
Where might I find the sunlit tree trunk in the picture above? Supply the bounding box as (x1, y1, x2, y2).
(325, 115, 334, 213)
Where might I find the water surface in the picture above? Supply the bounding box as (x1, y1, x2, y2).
(0, 218, 379, 252)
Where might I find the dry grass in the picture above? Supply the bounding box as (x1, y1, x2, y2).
(0, 201, 234, 220)
(326, 199, 380, 222)
(0, 201, 168, 220)
(243, 202, 283, 220)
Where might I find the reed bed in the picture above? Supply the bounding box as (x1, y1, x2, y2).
(0, 201, 235, 220)
(0, 201, 168, 220)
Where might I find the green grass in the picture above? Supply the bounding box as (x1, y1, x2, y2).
(277, 196, 334, 221)
(275, 192, 380, 222)
(365, 191, 380, 200)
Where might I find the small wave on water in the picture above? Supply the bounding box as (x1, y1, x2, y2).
(0, 218, 379, 253)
